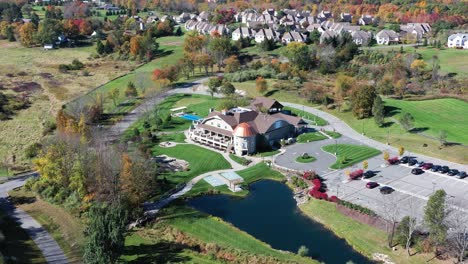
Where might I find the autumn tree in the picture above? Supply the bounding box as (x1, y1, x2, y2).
(372, 95, 385, 127)
(383, 151, 390, 161)
(208, 36, 233, 69)
(108, 87, 119, 106)
(19, 23, 37, 47)
(410, 59, 427, 76)
(224, 55, 240, 73)
(334, 75, 356, 112)
(350, 85, 377, 119)
(129, 35, 143, 57)
(398, 146, 405, 156)
(256, 77, 268, 94)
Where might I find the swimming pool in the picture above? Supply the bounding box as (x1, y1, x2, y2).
(180, 114, 202, 121)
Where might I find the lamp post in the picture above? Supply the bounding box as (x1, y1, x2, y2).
(334, 139, 338, 155)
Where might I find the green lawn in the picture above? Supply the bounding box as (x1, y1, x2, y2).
(410, 47, 468, 78)
(0, 210, 46, 263)
(228, 154, 251, 166)
(296, 155, 317, 163)
(283, 106, 328, 126)
(187, 162, 285, 197)
(322, 144, 381, 169)
(297, 132, 327, 143)
(152, 144, 231, 186)
(241, 44, 285, 57)
(300, 199, 432, 264)
(155, 204, 316, 263)
(255, 150, 280, 157)
(324, 131, 342, 138)
(384, 98, 468, 144)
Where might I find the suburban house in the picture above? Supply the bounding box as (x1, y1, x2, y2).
(340, 13, 353, 23)
(358, 14, 374, 25)
(400, 23, 431, 41)
(375, 29, 400, 45)
(210, 24, 229, 36)
(175, 12, 192, 23)
(317, 10, 333, 21)
(329, 22, 360, 34)
(281, 31, 307, 44)
(351, 30, 372, 45)
(320, 30, 338, 44)
(232, 27, 254, 40)
(197, 11, 209, 22)
(254, 28, 280, 43)
(300, 16, 318, 27)
(188, 97, 307, 156)
(306, 23, 325, 33)
(447, 33, 468, 48)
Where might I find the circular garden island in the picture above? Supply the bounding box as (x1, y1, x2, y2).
(296, 153, 316, 163)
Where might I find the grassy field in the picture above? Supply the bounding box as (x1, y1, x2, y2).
(152, 203, 316, 263)
(384, 98, 468, 144)
(322, 144, 381, 169)
(228, 154, 251, 166)
(296, 155, 317, 163)
(233, 80, 316, 107)
(8, 189, 85, 263)
(299, 199, 437, 264)
(323, 99, 468, 164)
(69, 34, 208, 116)
(0, 209, 46, 263)
(297, 132, 327, 143)
(123, 94, 219, 140)
(153, 144, 231, 186)
(283, 106, 328, 126)
(187, 162, 285, 197)
(0, 40, 137, 166)
(324, 131, 342, 138)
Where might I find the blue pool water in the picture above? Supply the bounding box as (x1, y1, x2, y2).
(180, 114, 202, 121)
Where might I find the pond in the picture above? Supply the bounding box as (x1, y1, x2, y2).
(188, 180, 374, 264)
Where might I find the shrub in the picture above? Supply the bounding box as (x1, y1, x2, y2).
(25, 142, 42, 158)
(329, 195, 339, 203)
(297, 245, 309, 256)
(338, 200, 377, 216)
(303, 170, 317, 180)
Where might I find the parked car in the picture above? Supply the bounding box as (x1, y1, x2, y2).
(366, 182, 379, 189)
(417, 161, 425, 167)
(421, 163, 433, 170)
(457, 171, 467, 179)
(431, 165, 441, 172)
(363, 171, 375, 179)
(380, 186, 394, 194)
(349, 169, 364, 180)
(400, 156, 410, 164)
(408, 159, 418, 166)
(387, 157, 399, 165)
(411, 168, 424, 175)
(448, 169, 459, 176)
(440, 166, 450, 174)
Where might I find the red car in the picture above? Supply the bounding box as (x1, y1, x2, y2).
(349, 169, 364, 180)
(366, 182, 379, 189)
(387, 157, 399, 165)
(422, 163, 433, 170)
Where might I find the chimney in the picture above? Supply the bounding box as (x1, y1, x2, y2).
(222, 109, 227, 115)
(209, 108, 214, 113)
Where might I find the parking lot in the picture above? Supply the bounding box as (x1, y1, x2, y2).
(274, 133, 468, 220)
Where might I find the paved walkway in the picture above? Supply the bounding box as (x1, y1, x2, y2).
(282, 102, 467, 170)
(0, 176, 69, 264)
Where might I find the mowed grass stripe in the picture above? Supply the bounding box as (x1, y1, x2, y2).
(385, 98, 468, 144)
(322, 144, 381, 169)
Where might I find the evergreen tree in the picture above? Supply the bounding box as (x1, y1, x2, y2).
(6, 26, 15, 42)
(125, 81, 138, 98)
(424, 190, 448, 253)
(96, 40, 105, 55)
(83, 203, 128, 264)
(31, 12, 40, 27)
(372, 95, 385, 127)
(399, 112, 414, 131)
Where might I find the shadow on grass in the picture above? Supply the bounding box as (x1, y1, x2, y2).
(123, 239, 194, 263)
(264, 89, 279, 97)
(154, 50, 174, 59)
(409, 127, 429, 133)
(381, 121, 394, 128)
(383, 105, 401, 117)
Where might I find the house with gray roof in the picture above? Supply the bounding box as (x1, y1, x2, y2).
(358, 14, 374, 25)
(351, 30, 372, 45)
(306, 23, 325, 33)
(232, 27, 254, 41)
(340, 13, 353, 23)
(255, 28, 280, 43)
(281, 31, 306, 44)
(375, 29, 400, 45)
(320, 30, 339, 44)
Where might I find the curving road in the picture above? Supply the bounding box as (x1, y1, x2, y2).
(0, 175, 69, 264)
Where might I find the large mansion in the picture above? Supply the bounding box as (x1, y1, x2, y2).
(189, 98, 307, 156)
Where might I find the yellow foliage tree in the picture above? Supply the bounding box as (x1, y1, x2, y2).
(398, 146, 405, 156)
(19, 22, 37, 47)
(383, 151, 390, 161)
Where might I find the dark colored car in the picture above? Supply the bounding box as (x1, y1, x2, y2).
(417, 161, 425, 167)
(366, 182, 379, 189)
(431, 165, 441, 172)
(380, 186, 394, 194)
(440, 166, 450, 174)
(363, 171, 375, 179)
(411, 168, 424, 175)
(408, 159, 418, 166)
(422, 163, 433, 170)
(400, 156, 410, 164)
(457, 171, 467, 179)
(448, 169, 459, 176)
